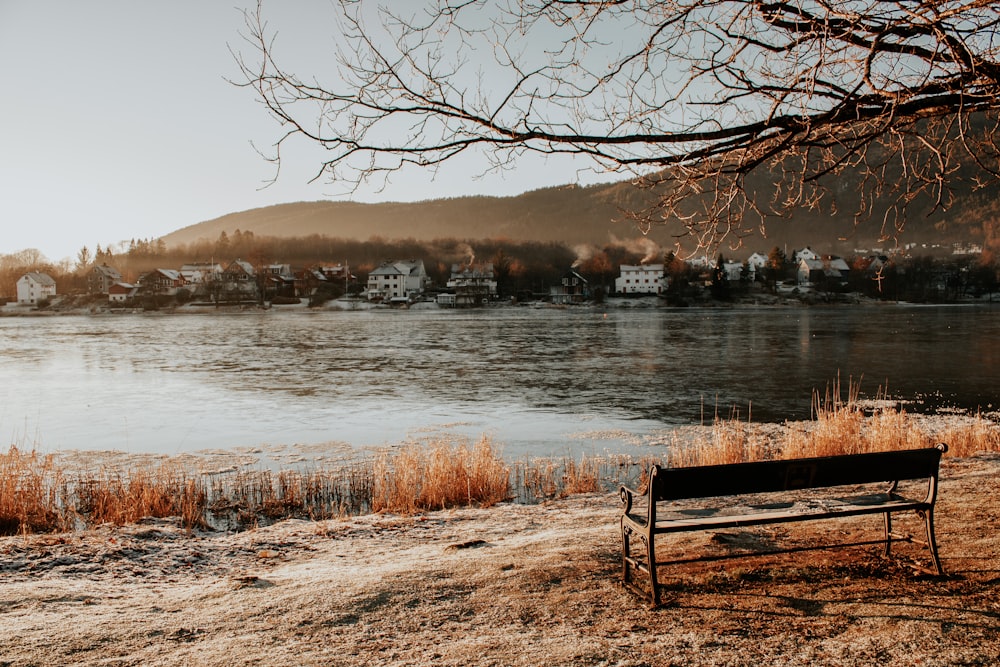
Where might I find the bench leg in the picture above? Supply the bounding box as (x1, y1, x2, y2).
(647, 534, 659, 606)
(621, 521, 632, 584)
(921, 508, 945, 575)
(622, 524, 661, 605)
(883, 511, 892, 558)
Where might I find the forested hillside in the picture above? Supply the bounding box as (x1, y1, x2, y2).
(161, 170, 998, 259)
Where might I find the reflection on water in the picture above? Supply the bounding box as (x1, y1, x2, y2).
(1, 304, 997, 458)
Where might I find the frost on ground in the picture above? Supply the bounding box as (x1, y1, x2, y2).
(2, 454, 1000, 666)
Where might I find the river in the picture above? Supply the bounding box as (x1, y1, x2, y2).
(1, 303, 997, 462)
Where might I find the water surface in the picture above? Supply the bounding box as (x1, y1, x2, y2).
(1, 304, 996, 460)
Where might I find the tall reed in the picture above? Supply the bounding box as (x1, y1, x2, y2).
(668, 417, 771, 468)
(0, 446, 70, 535)
(514, 454, 602, 501)
(936, 411, 1000, 458)
(371, 436, 509, 514)
(77, 464, 207, 529)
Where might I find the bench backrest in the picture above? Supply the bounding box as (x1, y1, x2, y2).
(649, 445, 946, 502)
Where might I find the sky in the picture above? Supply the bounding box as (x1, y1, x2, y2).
(0, 1, 598, 263)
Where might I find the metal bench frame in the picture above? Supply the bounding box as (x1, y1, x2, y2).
(619, 444, 948, 605)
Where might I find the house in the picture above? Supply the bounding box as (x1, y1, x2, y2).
(446, 262, 497, 305)
(220, 259, 259, 300)
(685, 255, 712, 269)
(746, 252, 768, 281)
(615, 264, 664, 295)
(16, 272, 56, 305)
(436, 292, 457, 307)
(88, 264, 122, 294)
(223, 259, 256, 282)
(367, 260, 429, 302)
(827, 257, 851, 285)
(793, 247, 819, 263)
(722, 261, 743, 282)
(296, 263, 357, 298)
(295, 268, 329, 297)
(317, 264, 354, 282)
(797, 258, 826, 285)
(136, 269, 186, 295)
(551, 268, 589, 304)
(261, 264, 297, 299)
(864, 255, 891, 278)
(747, 253, 768, 270)
(798, 256, 851, 287)
(108, 281, 136, 303)
(179, 263, 223, 285)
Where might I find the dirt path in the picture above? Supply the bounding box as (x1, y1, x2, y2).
(2, 453, 999, 666)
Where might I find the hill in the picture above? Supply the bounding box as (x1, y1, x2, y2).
(160, 180, 668, 249)
(161, 172, 999, 259)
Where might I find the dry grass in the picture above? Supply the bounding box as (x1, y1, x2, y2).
(669, 379, 999, 470)
(207, 464, 373, 528)
(0, 446, 70, 535)
(667, 417, 772, 468)
(781, 379, 932, 459)
(371, 436, 510, 514)
(937, 411, 1000, 457)
(3, 391, 1000, 535)
(76, 464, 207, 530)
(513, 454, 602, 501)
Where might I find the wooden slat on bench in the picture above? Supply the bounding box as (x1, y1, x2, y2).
(645, 495, 930, 532)
(652, 448, 944, 501)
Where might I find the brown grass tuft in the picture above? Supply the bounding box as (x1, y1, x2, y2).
(372, 436, 510, 514)
(77, 464, 208, 530)
(0, 446, 70, 535)
(668, 418, 771, 468)
(937, 412, 1000, 458)
(561, 455, 601, 495)
(664, 377, 999, 471)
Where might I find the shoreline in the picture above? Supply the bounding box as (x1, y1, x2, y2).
(4, 291, 999, 317)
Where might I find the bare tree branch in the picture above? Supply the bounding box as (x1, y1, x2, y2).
(234, 0, 1000, 249)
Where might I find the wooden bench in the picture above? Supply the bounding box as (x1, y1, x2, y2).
(619, 444, 948, 605)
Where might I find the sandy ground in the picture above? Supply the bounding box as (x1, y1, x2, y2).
(2, 453, 999, 667)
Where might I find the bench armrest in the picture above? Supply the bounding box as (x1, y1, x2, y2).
(619, 484, 645, 515)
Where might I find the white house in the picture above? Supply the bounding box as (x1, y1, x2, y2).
(685, 255, 712, 269)
(367, 259, 429, 302)
(722, 261, 743, 282)
(746, 252, 768, 281)
(797, 258, 826, 285)
(16, 272, 56, 305)
(616, 264, 665, 295)
(793, 247, 819, 263)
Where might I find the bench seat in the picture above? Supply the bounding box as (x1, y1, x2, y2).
(629, 492, 932, 532)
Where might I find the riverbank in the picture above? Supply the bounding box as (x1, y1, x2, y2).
(0, 289, 955, 317)
(2, 451, 998, 666)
